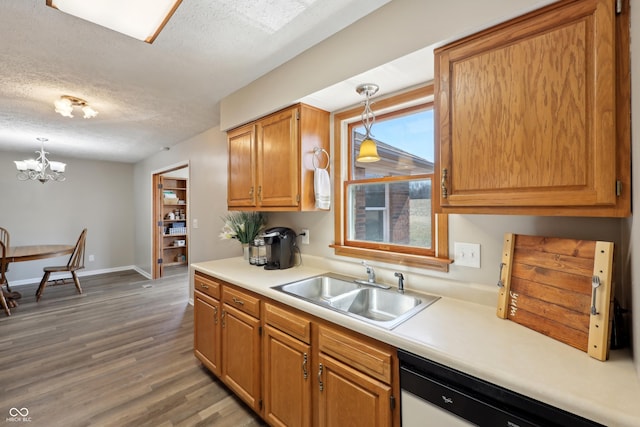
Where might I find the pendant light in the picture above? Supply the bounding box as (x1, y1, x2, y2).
(355, 83, 380, 163)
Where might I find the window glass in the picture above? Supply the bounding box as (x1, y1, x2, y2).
(346, 105, 434, 255)
(333, 85, 450, 270)
(351, 108, 434, 179)
(347, 178, 432, 250)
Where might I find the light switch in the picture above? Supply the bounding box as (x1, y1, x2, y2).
(454, 242, 481, 268)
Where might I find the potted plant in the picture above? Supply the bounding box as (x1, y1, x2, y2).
(219, 211, 267, 259)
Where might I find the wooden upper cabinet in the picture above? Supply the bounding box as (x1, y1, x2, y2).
(434, 0, 630, 217)
(227, 124, 257, 208)
(258, 108, 299, 207)
(227, 103, 330, 211)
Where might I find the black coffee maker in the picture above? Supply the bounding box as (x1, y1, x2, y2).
(262, 227, 297, 270)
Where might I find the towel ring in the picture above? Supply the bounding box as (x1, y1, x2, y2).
(312, 147, 330, 170)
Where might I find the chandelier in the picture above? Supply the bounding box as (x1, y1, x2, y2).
(14, 138, 67, 183)
(355, 83, 380, 162)
(54, 95, 98, 119)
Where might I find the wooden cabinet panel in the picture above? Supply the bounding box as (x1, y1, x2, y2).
(317, 353, 392, 427)
(264, 302, 311, 344)
(263, 325, 312, 427)
(434, 0, 629, 216)
(222, 286, 260, 318)
(227, 124, 257, 207)
(318, 325, 393, 384)
(227, 103, 330, 211)
(194, 272, 221, 300)
(194, 290, 221, 376)
(222, 304, 262, 411)
(258, 108, 299, 207)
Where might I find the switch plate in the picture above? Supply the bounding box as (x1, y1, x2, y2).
(301, 228, 310, 245)
(193, 218, 199, 229)
(454, 242, 480, 268)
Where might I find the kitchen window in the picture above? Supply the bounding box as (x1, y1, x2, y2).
(332, 85, 451, 271)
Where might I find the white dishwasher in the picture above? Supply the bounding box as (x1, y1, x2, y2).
(398, 350, 603, 427)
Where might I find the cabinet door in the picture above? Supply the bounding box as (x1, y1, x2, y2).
(435, 0, 624, 215)
(317, 353, 392, 427)
(221, 303, 261, 412)
(257, 107, 299, 207)
(228, 124, 257, 208)
(194, 291, 221, 376)
(263, 325, 312, 427)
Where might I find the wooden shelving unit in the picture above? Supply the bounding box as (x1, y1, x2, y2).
(161, 177, 188, 267)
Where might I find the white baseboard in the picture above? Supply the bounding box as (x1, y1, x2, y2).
(7, 265, 152, 287)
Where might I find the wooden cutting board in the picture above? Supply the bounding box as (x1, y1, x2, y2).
(496, 233, 614, 361)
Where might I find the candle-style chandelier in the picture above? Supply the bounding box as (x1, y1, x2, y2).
(14, 138, 67, 183)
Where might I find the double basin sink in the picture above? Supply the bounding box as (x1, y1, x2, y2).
(272, 273, 440, 329)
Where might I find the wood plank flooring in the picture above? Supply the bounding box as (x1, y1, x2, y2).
(0, 269, 266, 427)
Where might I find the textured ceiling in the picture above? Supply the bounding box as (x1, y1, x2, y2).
(0, 0, 390, 163)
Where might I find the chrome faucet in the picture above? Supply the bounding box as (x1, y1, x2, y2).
(362, 261, 376, 283)
(394, 272, 405, 294)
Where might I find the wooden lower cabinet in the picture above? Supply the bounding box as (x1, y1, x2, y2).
(193, 273, 399, 427)
(194, 290, 221, 376)
(317, 353, 392, 427)
(221, 303, 262, 412)
(263, 324, 312, 427)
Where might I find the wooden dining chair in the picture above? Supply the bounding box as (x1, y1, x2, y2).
(0, 227, 11, 315)
(36, 228, 87, 302)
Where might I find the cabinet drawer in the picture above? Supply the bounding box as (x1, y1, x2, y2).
(194, 272, 221, 299)
(222, 286, 260, 318)
(318, 325, 392, 384)
(264, 302, 311, 344)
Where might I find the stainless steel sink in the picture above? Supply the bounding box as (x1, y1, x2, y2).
(277, 275, 361, 303)
(272, 273, 439, 329)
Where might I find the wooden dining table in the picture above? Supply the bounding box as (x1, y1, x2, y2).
(6, 244, 74, 263)
(2, 244, 74, 311)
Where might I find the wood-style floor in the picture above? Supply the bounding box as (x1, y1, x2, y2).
(0, 269, 266, 427)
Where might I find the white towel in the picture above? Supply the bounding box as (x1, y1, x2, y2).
(314, 168, 331, 210)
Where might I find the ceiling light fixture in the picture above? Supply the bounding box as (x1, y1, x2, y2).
(54, 95, 98, 119)
(355, 83, 381, 163)
(14, 138, 67, 183)
(46, 0, 183, 44)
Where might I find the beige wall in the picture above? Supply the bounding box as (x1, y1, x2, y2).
(132, 126, 243, 276)
(0, 150, 135, 284)
(220, 0, 558, 130)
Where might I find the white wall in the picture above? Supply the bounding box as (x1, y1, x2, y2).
(0, 150, 135, 283)
(132, 126, 243, 276)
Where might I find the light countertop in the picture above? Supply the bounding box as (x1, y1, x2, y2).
(192, 257, 640, 427)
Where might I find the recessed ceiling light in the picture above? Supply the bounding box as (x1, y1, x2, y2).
(46, 0, 182, 44)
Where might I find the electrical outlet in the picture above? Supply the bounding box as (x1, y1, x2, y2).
(301, 228, 310, 245)
(88, 254, 95, 262)
(454, 242, 480, 268)
(193, 218, 199, 229)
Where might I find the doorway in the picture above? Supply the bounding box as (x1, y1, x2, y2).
(152, 165, 189, 279)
